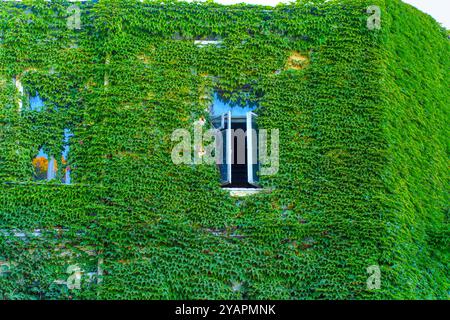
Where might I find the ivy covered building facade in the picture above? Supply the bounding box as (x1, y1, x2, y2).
(0, 0, 448, 299)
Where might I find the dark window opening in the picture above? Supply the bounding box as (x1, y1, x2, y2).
(225, 119, 254, 188)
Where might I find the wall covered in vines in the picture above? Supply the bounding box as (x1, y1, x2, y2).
(0, 0, 447, 299)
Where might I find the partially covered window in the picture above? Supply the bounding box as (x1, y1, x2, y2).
(210, 92, 259, 188)
(12, 79, 45, 112)
(32, 129, 73, 184)
(32, 148, 56, 181)
(29, 92, 44, 111)
(61, 129, 73, 184)
(13, 77, 24, 110)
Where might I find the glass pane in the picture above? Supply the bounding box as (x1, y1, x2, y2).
(32, 148, 56, 181)
(211, 115, 223, 129)
(29, 93, 44, 111)
(61, 129, 73, 184)
(210, 92, 256, 117)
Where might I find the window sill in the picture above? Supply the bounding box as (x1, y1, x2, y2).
(223, 187, 263, 197)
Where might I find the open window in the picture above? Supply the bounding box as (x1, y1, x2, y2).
(210, 92, 259, 188)
(32, 148, 56, 181)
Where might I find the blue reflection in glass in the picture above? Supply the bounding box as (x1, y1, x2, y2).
(29, 93, 44, 111)
(210, 92, 257, 117)
(62, 129, 73, 185)
(37, 148, 48, 159)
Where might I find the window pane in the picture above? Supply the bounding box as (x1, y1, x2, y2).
(32, 148, 56, 181)
(210, 92, 256, 117)
(218, 112, 231, 185)
(29, 93, 44, 111)
(62, 129, 73, 184)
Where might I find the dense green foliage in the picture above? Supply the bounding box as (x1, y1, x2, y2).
(0, 0, 447, 299)
(379, 1, 449, 298)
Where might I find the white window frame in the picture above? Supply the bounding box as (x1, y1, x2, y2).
(13, 76, 23, 111)
(212, 111, 232, 185)
(212, 110, 260, 188)
(246, 111, 259, 187)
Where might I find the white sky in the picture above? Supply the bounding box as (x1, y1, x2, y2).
(402, 0, 449, 29)
(201, 0, 450, 29)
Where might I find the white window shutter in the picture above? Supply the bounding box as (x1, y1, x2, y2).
(225, 111, 232, 184)
(217, 111, 232, 185)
